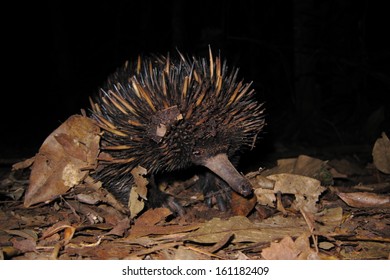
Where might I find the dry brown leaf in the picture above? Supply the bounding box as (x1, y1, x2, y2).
(185, 215, 308, 244)
(135, 207, 172, 226)
(127, 208, 196, 238)
(81, 177, 128, 213)
(164, 246, 209, 260)
(248, 173, 275, 189)
(261, 158, 296, 174)
(261, 236, 300, 259)
(261, 234, 319, 260)
(185, 216, 254, 244)
(294, 233, 320, 259)
(11, 238, 37, 253)
(315, 207, 343, 231)
(41, 221, 76, 243)
(128, 187, 145, 219)
(340, 241, 390, 259)
(329, 167, 348, 179)
(105, 218, 131, 237)
(337, 192, 390, 208)
(12, 157, 35, 171)
(318, 242, 335, 250)
(4, 229, 38, 241)
(129, 166, 149, 218)
(260, 155, 332, 184)
(230, 191, 257, 216)
(328, 158, 367, 176)
(24, 115, 100, 207)
(207, 232, 234, 253)
(372, 132, 390, 174)
(130, 166, 148, 200)
(293, 155, 327, 177)
(255, 173, 326, 213)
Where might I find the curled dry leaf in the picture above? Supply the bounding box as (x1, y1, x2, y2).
(24, 115, 100, 207)
(41, 221, 76, 246)
(337, 192, 390, 208)
(372, 132, 390, 174)
(255, 173, 326, 213)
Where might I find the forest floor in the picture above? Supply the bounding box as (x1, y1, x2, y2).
(1, 125, 389, 260)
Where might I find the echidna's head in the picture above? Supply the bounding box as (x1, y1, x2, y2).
(90, 48, 265, 196)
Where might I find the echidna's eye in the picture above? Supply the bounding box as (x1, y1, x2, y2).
(192, 150, 201, 157)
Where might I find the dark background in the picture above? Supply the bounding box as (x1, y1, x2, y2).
(2, 0, 389, 169)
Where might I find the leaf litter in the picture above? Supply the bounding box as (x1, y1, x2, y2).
(0, 116, 390, 260)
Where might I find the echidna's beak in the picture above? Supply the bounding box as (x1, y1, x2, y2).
(202, 153, 253, 196)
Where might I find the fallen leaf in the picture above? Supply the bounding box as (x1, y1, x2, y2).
(230, 191, 257, 216)
(134, 207, 171, 226)
(127, 208, 198, 238)
(372, 132, 390, 174)
(130, 166, 148, 200)
(129, 166, 149, 218)
(328, 158, 367, 176)
(255, 173, 326, 213)
(41, 221, 76, 245)
(185, 215, 308, 244)
(128, 224, 199, 240)
(261, 236, 300, 259)
(164, 246, 209, 260)
(105, 218, 131, 237)
(5, 229, 38, 241)
(260, 155, 332, 185)
(293, 155, 327, 178)
(24, 115, 100, 207)
(315, 207, 343, 229)
(261, 234, 319, 260)
(207, 233, 234, 253)
(340, 241, 390, 260)
(318, 242, 335, 250)
(294, 233, 320, 259)
(82, 177, 128, 213)
(11, 238, 37, 253)
(337, 192, 390, 208)
(12, 157, 35, 171)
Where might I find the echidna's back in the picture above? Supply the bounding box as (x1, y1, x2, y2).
(89, 49, 265, 208)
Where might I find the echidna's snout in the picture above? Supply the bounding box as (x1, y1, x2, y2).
(231, 176, 253, 197)
(201, 153, 253, 196)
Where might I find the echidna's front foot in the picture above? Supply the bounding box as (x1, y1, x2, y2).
(198, 171, 232, 212)
(147, 175, 185, 216)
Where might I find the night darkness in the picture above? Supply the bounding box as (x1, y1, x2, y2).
(2, 0, 390, 170)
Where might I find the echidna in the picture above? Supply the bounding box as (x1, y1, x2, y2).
(89, 48, 265, 213)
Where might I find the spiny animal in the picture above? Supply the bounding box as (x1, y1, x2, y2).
(89, 48, 265, 213)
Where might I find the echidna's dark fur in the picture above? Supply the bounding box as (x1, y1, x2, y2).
(89, 48, 265, 208)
